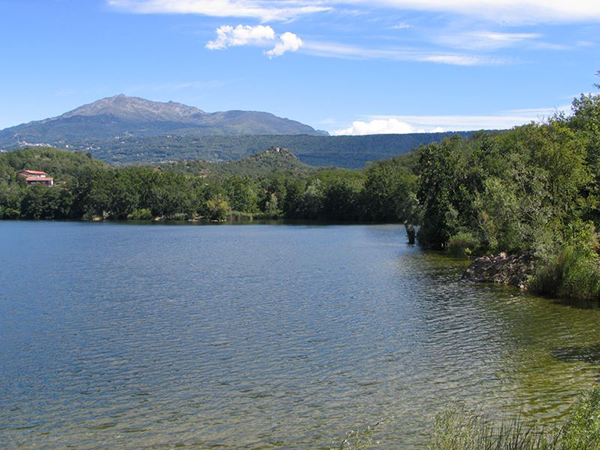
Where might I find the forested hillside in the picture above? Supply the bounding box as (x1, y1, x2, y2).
(1, 130, 472, 170)
(154, 147, 321, 178)
(58, 131, 471, 168)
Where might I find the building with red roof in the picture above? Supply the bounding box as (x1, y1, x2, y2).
(17, 170, 54, 186)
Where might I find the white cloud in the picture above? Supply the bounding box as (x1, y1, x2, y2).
(576, 41, 595, 47)
(206, 25, 302, 57)
(390, 22, 412, 29)
(109, 0, 600, 24)
(333, 118, 422, 135)
(332, 105, 572, 135)
(419, 54, 485, 66)
(266, 32, 303, 58)
(437, 31, 541, 50)
(302, 41, 505, 66)
(107, 0, 330, 22)
(357, 0, 600, 24)
(206, 25, 275, 50)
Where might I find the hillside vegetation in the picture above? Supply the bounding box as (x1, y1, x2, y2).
(0, 147, 105, 182)
(154, 146, 321, 178)
(410, 87, 600, 302)
(62, 131, 471, 168)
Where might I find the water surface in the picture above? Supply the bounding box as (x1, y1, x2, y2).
(1, 222, 599, 448)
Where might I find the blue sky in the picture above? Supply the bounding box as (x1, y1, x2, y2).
(0, 0, 599, 134)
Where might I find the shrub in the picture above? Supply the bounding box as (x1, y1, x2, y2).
(0, 205, 20, 219)
(129, 208, 153, 220)
(169, 212, 190, 221)
(531, 247, 600, 301)
(229, 211, 255, 222)
(205, 196, 231, 221)
(447, 231, 480, 258)
(561, 386, 600, 448)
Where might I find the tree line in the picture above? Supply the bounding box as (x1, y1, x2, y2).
(0, 147, 416, 224)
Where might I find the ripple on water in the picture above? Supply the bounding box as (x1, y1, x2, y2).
(1, 222, 600, 449)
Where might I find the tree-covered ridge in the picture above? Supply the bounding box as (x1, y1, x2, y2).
(0, 147, 106, 183)
(155, 146, 321, 178)
(1, 131, 472, 169)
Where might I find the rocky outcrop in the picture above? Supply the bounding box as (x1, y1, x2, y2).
(462, 252, 535, 290)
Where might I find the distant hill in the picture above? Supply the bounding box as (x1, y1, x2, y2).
(83, 132, 473, 168)
(156, 146, 320, 178)
(0, 94, 326, 148)
(0, 146, 319, 183)
(0, 146, 107, 183)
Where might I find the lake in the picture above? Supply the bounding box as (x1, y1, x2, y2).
(1, 222, 599, 448)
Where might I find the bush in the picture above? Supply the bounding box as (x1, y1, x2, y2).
(561, 386, 600, 448)
(531, 247, 600, 301)
(0, 205, 20, 219)
(169, 212, 190, 221)
(205, 196, 231, 221)
(229, 211, 255, 222)
(129, 208, 153, 220)
(447, 231, 480, 258)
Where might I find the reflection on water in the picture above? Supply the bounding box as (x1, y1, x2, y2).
(1, 222, 599, 449)
(552, 345, 600, 364)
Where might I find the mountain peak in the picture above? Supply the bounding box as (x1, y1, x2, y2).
(0, 95, 327, 149)
(61, 95, 205, 122)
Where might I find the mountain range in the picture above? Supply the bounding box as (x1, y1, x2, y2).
(0, 94, 326, 148)
(0, 95, 474, 168)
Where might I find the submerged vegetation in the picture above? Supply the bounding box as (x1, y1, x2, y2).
(326, 386, 600, 449)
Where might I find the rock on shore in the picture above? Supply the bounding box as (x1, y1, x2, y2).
(462, 252, 535, 290)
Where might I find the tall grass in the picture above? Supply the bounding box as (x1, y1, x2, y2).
(428, 386, 600, 450)
(531, 247, 600, 301)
